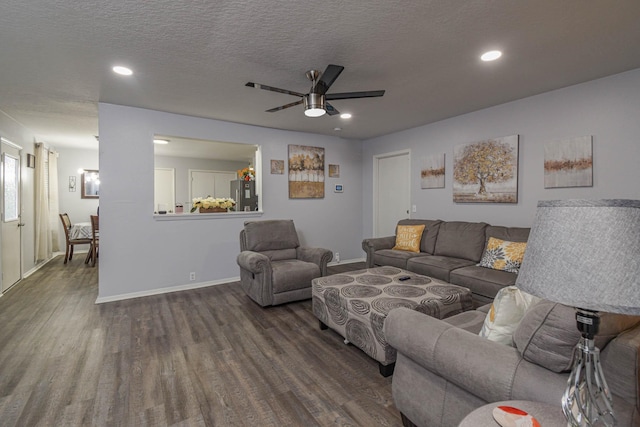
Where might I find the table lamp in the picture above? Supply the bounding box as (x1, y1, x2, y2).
(515, 199, 640, 426)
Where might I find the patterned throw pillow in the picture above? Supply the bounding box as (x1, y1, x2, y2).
(392, 224, 426, 253)
(478, 237, 527, 273)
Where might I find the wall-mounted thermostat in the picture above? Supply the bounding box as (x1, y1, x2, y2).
(334, 184, 343, 193)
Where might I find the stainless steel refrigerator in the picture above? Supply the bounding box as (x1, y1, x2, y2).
(230, 180, 258, 211)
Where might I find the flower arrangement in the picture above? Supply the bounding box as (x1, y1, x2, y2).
(238, 167, 255, 181)
(190, 196, 236, 213)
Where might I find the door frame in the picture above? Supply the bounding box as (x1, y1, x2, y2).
(372, 149, 411, 237)
(1, 137, 23, 293)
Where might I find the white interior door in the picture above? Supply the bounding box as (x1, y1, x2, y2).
(154, 168, 175, 213)
(1, 140, 22, 292)
(374, 150, 411, 237)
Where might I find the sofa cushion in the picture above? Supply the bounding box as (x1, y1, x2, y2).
(243, 219, 299, 251)
(271, 259, 320, 293)
(479, 286, 539, 346)
(514, 300, 640, 373)
(478, 237, 527, 274)
(397, 219, 442, 254)
(393, 224, 425, 252)
(434, 221, 489, 262)
(443, 310, 487, 334)
(407, 255, 475, 282)
(450, 265, 518, 302)
(373, 249, 425, 269)
(485, 225, 530, 243)
(261, 248, 298, 261)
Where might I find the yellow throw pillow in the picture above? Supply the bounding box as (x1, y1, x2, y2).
(478, 237, 527, 273)
(392, 224, 426, 253)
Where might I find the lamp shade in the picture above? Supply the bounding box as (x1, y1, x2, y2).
(516, 199, 640, 315)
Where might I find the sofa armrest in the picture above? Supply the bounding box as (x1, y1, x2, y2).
(297, 247, 333, 276)
(237, 251, 271, 274)
(362, 236, 396, 267)
(601, 324, 640, 409)
(385, 307, 524, 402)
(236, 251, 274, 306)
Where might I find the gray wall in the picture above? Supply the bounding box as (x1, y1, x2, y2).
(362, 68, 640, 236)
(98, 104, 363, 300)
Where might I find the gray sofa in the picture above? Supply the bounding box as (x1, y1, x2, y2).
(384, 302, 640, 427)
(362, 219, 530, 305)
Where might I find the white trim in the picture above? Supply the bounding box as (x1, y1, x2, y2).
(0, 137, 23, 150)
(154, 211, 263, 221)
(328, 257, 365, 266)
(95, 276, 240, 304)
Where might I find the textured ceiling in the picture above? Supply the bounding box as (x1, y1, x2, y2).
(1, 1, 640, 150)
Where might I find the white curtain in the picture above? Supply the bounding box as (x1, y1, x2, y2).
(34, 144, 51, 261)
(48, 151, 60, 252)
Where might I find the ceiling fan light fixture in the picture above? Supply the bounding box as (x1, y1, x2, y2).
(481, 50, 502, 61)
(304, 93, 326, 117)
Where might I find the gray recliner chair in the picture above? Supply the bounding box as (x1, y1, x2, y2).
(237, 219, 333, 307)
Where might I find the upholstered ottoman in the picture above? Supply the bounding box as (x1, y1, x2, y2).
(312, 266, 473, 376)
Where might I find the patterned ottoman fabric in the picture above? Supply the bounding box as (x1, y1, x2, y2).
(312, 266, 473, 368)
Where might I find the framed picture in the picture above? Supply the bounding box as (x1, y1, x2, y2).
(81, 169, 100, 199)
(26, 154, 36, 168)
(288, 145, 325, 199)
(544, 136, 593, 188)
(270, 159, 284, 174)
(328, 164, 340, 178)
(420, 154, 445, 189)
(453, 135, 519, 203)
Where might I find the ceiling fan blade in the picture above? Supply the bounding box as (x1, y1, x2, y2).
(325, 102, 340, 116)
(326, 90, 385, 100)
(265, 99, 304, 113)
(314, 64, 344, 95)
(245, 82, 305, 98)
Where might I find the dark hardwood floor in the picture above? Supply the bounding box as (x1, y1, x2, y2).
(0, 258, 401, 426)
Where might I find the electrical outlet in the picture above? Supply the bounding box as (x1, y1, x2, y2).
(335, 252, 340, 263)
(189, 272, 196, 281)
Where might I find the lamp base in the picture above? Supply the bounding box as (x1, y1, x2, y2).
(562, 309, 615, 426)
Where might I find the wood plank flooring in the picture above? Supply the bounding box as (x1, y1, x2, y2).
(0, 258, 402, 426)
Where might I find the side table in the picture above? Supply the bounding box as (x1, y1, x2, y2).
(458, 400, 566, 427)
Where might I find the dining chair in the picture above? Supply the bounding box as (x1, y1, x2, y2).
(59, 213, 92, 264)
(89, 215, 99, 266)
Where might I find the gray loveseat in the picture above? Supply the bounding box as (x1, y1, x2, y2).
(362, 219, 530, 305)
(384, 302, 640, 427)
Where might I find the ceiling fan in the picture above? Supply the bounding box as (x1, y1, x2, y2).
(245, 64, 385, 117)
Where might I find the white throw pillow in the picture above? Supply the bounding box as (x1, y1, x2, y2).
(479, 286, 540, 346)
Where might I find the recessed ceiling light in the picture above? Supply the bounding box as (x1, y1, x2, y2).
(153, 139, 169, 144)
(113, 65, 133, 76)
(481, 50, 502, 62)
(340, 113, 352, 119)
(334, 127, 342, 131)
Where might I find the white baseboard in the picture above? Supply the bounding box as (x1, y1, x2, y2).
(95, 276, 240, 304)
(328, 257, 365, 266)
(94, 257, 364, 304)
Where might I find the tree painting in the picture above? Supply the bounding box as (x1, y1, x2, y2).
(453, 135, 519, 203)
(288, 144, 325, 198)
